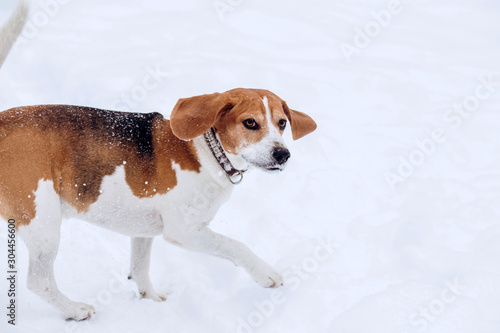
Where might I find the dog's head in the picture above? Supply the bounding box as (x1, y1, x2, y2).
(170, 88, 317, 172)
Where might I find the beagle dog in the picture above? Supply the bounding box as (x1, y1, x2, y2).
(0, 1, 317, 321)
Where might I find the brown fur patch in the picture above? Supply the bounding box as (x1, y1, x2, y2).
(0, 105, 201, 227)
(170, 88, 316, 153)
(214, 89, 287, 154)
(170, 89, 289, 145)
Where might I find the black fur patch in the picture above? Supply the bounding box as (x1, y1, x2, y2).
(33, 105, 163, 160)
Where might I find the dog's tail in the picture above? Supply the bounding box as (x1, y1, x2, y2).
(0, 0, 28, 70)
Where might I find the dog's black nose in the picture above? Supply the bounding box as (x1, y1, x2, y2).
(272, 147, 291, 165)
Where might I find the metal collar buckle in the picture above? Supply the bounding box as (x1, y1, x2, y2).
(204, 128, 246, 185)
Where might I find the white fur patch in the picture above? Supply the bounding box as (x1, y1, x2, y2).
(66, 166, 164, 237)
(18, 179, 62, 247)
(237, 97, 288, 171)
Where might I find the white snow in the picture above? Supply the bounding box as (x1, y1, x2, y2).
(1, 0, 500, 332)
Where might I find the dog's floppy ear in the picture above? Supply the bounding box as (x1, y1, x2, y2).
(170, 92, 233, 140)
(281, 101, 317, 140)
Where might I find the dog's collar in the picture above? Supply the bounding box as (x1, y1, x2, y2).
(204, 128, 246, 185)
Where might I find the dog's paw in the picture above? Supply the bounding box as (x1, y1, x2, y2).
(140, 290, 168, 302)
(65, 302, 95, 321)
(252, 265, 284, 288)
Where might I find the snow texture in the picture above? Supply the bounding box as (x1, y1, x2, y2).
(1, 0, 500, 332)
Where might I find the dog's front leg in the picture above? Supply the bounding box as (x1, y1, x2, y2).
(129, 237, 168, 301)
(164, 227, 283, 288)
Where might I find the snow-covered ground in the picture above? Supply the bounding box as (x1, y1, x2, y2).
(1, 0, 500, 332)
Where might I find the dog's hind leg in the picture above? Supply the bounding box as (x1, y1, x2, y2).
(18, 180, 95, 320)
(129, 237, 167, 302)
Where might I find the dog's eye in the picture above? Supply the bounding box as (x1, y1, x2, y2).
(278, 119, 287, 130)
(243, 119, 259, 130)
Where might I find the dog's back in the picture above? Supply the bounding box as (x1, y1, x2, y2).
(0, 105, 203, 226)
